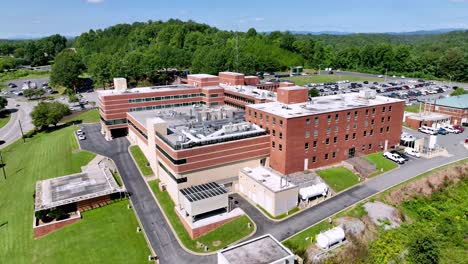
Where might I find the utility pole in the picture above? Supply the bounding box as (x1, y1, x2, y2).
(0, 151, 6, 180)
(235, 31, 239, 73)
(18, 120, 25, 143)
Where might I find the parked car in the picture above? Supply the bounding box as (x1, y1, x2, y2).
(8, 83, 17, 88)
(404, 147, 421, 157)
(437, 128, 449, 135)
(453, 125, 464, 133)
(418, 126, 437, 135)
(78, 135, 86, 140)
(391, 150, 409, 161)
(76, 130, 85, 136)
(443, 126, 460, 134)
(383, 151, 405, 164)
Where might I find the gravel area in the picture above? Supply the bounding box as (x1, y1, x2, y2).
(335, 217, 365, 236)
(363, 201, 401, 229)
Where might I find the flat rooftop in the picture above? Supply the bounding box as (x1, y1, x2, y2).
(34, 158, 124, 211)
(97, 84, 198, 96)
(128, 105, 266, 150)
(406, 111, 451, 121)
(188, 73, 218, 78)
(241, 166, 296, 192)
(222, 84, 277, 101)
(180, 182, 227, 203)
(219, 234, 293, 264)
(248, 93, 403, 118)
(433, 93, 468, 109)
(220, 71, 244, 76)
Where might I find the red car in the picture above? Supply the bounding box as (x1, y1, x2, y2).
(453, 125, 464, 133)
(465, 137, 468, 144)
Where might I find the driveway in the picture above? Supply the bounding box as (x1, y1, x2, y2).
(79, 123, 468, 263)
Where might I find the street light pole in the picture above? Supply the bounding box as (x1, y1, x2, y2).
(18, 120, 25, 143)
(0, 151, 6, 180)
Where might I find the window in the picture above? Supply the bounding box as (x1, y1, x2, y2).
(305, 131, 310, 138)
(279, 132, 283, 139)
(335, 114, 339, 121)
(354, 111, 358, 119)
(266, 115, 269, 123)
(306, 118, 310, 125)
(254, 112, 257, 118)
(386, 126, 390, 132)
(272, 130, 276, 136)
(345, 134, 349, 141)
(372, 108, 376, 114)
(210, 93, 219, 97)
(325, 153, 329, 160)
(347, 112, 351, 120)
(279, 120, 283, 127)
(332, 152, 336, 158)
(327, 115, 331, 123)
(279, 144, 283, 151)
(259, 113, 263, 120)
(382, 106, 386, 113)
(363, 130, 367, 136)
(387, 116, 391, 122)
(313, 140, 317, 148)
(353, 122, 357, 129)
(312, 156, 316, 163)
(381, 117, 385, 123)
(305, 142, 309, 150)
(314, 117, 319, 125)
(326, 138, 330, 145)
(352, 133, 356, 139)
(210, 102, 219, 106)
(380, 127, 384, 133)
(364, 120, 368, 127)
(335, 125, 339, 132)
(365, 109, 369, 116)
(370, 129, 374, 136)
(346, 124, 350, 130)
(389, 106, 392, 112)
(371, 119, 375, 125)
(272, 141, 275, 148)
(369, 143, 372, 149)
(314, 129, 318, 137)
(272, 118, 276, 125)
(326, 127, 330, 134)
(361, 145, 366, 151)
(333, 136, 337, 143)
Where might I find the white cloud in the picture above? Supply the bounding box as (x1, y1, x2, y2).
(449, 0, 468, 3)
(254, 17, 265, 22)
(86, 0, 105, 3)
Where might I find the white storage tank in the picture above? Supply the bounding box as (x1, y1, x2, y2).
(316, 226, 345, 249)
(299, 183, 328, 200)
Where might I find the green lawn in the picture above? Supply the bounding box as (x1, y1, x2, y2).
(148, 180, 254, 252)
(283, 75, 380, 86)
(364, 152, 398, 177)
(316, 167, 360, 192)
(111, 169, 123, 187)
(0, 125, 150, 263)
(62, 109, 100, 124)
(0, 112, 11, 129)
(257, 205, 300, 220)
(404, 103, 421, 113)
(130, 145, 154, 177)
(283, 220, 330, 253)
(0, 70, 49, 86)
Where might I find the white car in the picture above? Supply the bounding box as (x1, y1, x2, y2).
(378, 75, 383, 78)
(404, 147, 420, 158)
(443, 126, 459, 134)
(383, 151, 405, 164)
(401, 76, 405, 79)
(418, 126, 437, 135)
(76, 129, 85, 136)
(78, 135, 86, 140)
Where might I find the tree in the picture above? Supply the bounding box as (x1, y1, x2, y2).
(450, 88, 468, 96)
(50, 50, 84, 92)
(23, 89, 36, 100)
(30, 101, 71, 130)
(308, 88, 320, 97)
(408, 234, 440, 264)
(68, 94, 79, 103)
(0, 96, 7, 110)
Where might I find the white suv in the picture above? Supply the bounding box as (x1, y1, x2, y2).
(383, 151, 405, 164)
(443, 126, 460, 134)
(418, 126, 437, 135)
(404, 147, 420, 158)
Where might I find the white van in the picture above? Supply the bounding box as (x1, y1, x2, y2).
(418, 126, 437, 135)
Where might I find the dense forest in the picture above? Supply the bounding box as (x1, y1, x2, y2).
(1, 19, 467, 88)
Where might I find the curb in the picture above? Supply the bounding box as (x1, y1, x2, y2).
(127, 145, 154, 178)
(281, 157, 468, 243)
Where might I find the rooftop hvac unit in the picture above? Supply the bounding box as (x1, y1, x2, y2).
(359, 89, 376, 99)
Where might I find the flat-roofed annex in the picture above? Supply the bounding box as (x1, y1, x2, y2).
(248, 93, 403, 119)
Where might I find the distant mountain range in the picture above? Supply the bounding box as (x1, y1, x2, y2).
(269, 28, 467, 35)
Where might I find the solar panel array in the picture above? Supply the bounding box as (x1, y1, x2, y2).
(180, 182, 227, 202)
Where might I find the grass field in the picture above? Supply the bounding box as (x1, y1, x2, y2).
(130, 145, 154, 177)
(0, 111, 11, 129)
(283, 75, 380, 86)
(316, 167, 360, 192)
(404, 103, 421, 113)
(62, 109, 100, 124)
(148, 180, 254, 252)
(0, 70, 50, 89)
(364, 152, 398, 177)
(0, 125, 150, 263)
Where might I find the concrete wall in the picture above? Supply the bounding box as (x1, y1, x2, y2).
(33, 212, 81, 238)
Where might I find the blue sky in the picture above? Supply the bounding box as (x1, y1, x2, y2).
(1, 0, 468, 38)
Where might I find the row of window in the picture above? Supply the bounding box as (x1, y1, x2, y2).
(129, 101, 206, 112)
(100, 117, 127, 126)
(128, 119, 147, 139)
(158, 161, 187, 184)
(224, 92, 255, 104)
(156, 145, 187, 165)
(128, 93, 205, 103)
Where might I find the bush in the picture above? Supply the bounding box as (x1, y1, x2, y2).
(47, 208, 68, 221)
(408, 234, 440, 264)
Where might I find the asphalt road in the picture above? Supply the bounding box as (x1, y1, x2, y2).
(0, 98, 36, 149)
(78, 123, 467, 264)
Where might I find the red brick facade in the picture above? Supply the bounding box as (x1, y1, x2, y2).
(276, 87, 309, 104)
(429, 105, 467, 125)
(34, 213, 81, 238)
(246, 101, 405, 174)
(175, 209, 241, 239)
(77, 195, 112, 212)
